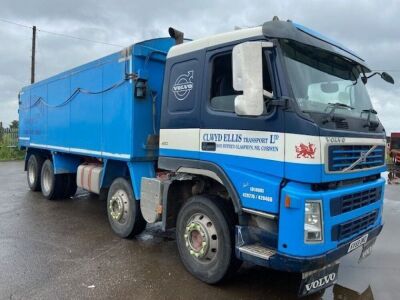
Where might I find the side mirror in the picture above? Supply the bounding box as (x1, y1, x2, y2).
(232, 41, 273, 116)
(362, 71, 395, 85)
(381, 72, 394, 84)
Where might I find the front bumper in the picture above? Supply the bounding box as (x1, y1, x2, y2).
(236, 224, 382, 273)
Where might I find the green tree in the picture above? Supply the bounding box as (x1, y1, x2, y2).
(10, 120, 19, 130)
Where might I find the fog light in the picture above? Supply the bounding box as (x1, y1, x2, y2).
(304, 201, 323, 242)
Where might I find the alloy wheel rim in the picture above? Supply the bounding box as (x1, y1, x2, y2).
(28, 161, 36, 185)
(42, 166, 52, 193)
(109, 189, 129, 224)
(184, 213, 218, 261)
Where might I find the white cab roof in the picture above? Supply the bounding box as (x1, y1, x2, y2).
(167, 26, 263, 58)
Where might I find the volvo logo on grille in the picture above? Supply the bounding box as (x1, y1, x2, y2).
(360, 151, 368, 162)
(343, 145, 377, 171)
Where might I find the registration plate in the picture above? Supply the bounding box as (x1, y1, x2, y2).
(348, 234, 368, 253)
(358, 238, 376, 263)
(298, 263, 339, 297)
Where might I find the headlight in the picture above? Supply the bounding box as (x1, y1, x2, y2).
(304, 201, 323, 242)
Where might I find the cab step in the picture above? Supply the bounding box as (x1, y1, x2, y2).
(238, 244, 276, 260)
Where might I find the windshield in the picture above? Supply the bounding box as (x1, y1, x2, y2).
(280, 39, 376, 120)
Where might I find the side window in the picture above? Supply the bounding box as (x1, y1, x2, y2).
(210, 53, 237, 112)
(262, 50, 273, 95)
(209, 50, 274, 113)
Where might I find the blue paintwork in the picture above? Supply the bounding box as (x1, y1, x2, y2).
(19, 38, 175, 162)
(160, 148, 386, 211)
(52, 153, 81, 174)
(127, 161, 156, 200)
(236, 224, 383, 273)
(160, 148, 283, 213)
(19, 38, 175, 198)
(278, 178, 384, 256)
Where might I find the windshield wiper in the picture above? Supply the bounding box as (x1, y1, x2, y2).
(322, 102, 354, 124)
(361, 108, 379, 129)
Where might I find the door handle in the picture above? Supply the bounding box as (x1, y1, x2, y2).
(202, 142, 216, 151)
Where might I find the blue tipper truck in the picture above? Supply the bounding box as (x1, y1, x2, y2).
(18, 18, 394, 296)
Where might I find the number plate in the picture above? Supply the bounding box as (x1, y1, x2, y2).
(358, 238, 376, 263)
(348, 234, 368, 253)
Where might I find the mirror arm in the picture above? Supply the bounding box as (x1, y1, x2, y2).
(366, 72, 380, 79)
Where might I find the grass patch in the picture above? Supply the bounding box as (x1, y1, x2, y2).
(0, 145, 25, 161)
(0, 131, 25, 161)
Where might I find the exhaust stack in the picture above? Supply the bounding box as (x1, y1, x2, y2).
(168, 27, 184, 45)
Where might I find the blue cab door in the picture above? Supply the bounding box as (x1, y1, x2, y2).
(199, 45, 285, 214)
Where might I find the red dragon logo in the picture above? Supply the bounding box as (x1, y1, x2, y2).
(295, 143, 316, 159)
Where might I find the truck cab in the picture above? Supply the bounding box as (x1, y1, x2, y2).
(156, 19, 391, 295)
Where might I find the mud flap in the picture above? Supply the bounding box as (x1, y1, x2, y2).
(298, 263, 339, 297)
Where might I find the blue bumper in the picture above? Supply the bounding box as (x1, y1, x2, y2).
(277, 178, 384, 257)
(236, 176, 385, 272)
(236, 224, 382, 272)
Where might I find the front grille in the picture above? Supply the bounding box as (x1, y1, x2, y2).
(328, 145, 385, 172)
(330, 187, 382, 216)
(331, 210, 378, 241)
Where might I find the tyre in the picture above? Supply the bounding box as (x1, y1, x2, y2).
(107, 178, 146, 238)
(40, 159, 65, 200)
(27, 154, 44, 191)
(176, 195, 241, 284)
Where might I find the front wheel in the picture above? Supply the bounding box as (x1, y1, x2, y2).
(107, 178, 146, 238)
(176, 195, 241, 284)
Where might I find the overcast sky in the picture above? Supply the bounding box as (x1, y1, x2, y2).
(0, 0, 399, 134)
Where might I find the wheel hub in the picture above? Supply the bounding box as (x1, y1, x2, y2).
(28, 161, 36, 185)
(109, 190, 129, 222)
(110, 196, 124, 221)
(42, 166, 51, 193)
(184, 213, 218, 260)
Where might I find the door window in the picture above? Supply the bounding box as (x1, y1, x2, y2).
(209, 51, 273, 113)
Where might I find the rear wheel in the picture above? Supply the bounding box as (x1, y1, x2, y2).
(40, 159, 65, 200)
(27, 154, 44, 191)
(176, 195, 241, 284)
(107, 178, 146, 238)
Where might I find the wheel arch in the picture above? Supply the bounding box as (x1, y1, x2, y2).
(100, 159, 131, 190)
(159, 157, 242, 231)
(100, 160, 156, 201)
(159, 157, 241, 212)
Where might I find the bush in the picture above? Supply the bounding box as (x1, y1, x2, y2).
(0, 145, 25, 161)
(0, 132, 25, 161)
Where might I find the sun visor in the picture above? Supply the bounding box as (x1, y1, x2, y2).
(262, 20, 370, 72)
